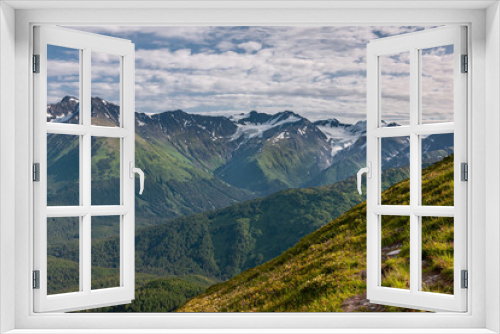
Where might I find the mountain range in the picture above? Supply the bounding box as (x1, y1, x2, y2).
(47, 96, 453, 223)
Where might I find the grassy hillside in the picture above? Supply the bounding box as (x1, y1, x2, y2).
(177, 155, 454, 312)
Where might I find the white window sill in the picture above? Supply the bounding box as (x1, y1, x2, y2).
(4, 330, 498, 334)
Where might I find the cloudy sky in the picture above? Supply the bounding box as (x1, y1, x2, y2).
(47, 26, 453, 124)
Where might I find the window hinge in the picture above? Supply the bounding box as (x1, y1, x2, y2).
(33, 54, 40, 73)
(461, 162, 468, 181)
(461, 54, 468, 73)
(461, 270, 468, 289)
(33, 163, 40, 182)
(33, 270, 40, 289)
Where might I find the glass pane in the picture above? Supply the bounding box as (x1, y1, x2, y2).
(47, 217, 80, 295)
(421, 45, 454, 124)
(91, 137, 120, 206)
(421, 217, 454, 294)
(91, 52, 121, 127)
(47, 45, 80, 124)
(92, 216, 121, 290)
(381, 136, 410, 205)
(380, 52, 410, 126)
(421, 133, 454, 206)
(381, 215, 410, 290)
(47, 134, 80, 206)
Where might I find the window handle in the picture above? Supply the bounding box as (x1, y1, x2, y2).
(357, 162, 371, 195)
(129, 162, 144, 195)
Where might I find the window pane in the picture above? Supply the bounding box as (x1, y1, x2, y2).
(91, 52, 121, 127)
(421, 45, 454, 124)
(92, 216, 121, 290)
(47, 134, 80, 206)
(380, 52, 410, 126)
(47, 45, 80, 124)
(381, 215, 410, 290)
(421, 216, 454, 295)
(381, 136, 410, 205)
(47, 217, 80, 295)
(91, 137, 120, 206)
(421, 133, 454, 206)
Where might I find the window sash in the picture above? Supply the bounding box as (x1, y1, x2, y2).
(366, 26, 468, 312)
(32, 25, 136, 313)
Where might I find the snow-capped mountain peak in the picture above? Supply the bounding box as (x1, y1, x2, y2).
(230, 111, 303, 141)
(347, 120, 367, 135)
(313, 118, 363, 156)
(46, 95, 80, 123)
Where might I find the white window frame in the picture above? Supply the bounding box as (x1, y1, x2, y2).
(32, 25, 136, 313)
(365, 26, 467, 312)
(1, 1, 498, 333)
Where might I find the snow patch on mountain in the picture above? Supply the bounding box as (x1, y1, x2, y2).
(230, 114, 301, 141)
(347, 121, 364, 134)
(270, 131, 290, 144)
(229, 113, 250, 122)
(51, 111, 76, 124)
(313, 119, 396, 157)
(314, 119, 366, 157)
(317, 126, 360, 156)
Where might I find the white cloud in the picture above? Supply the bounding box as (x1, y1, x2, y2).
(56, 26, 447, 124)
(216, 41, 236, 51)
(47, 59, 79, 77)
(237, 41, 262, 53)
(70, 26, 213, 43)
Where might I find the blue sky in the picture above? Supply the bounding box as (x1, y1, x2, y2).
(47, 26, 453, 124)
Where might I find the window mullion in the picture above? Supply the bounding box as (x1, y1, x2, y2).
(78, 48, 84, 293)
(82, 48, 92, 294)
(409, 47, 421, 294)
(82, 213, 91, 293)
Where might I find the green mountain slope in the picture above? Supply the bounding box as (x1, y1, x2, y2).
(134, 134, 253, 224)
(215, 117, 332, 196)
(135, 110, 239, 173)
(49, 174, 370, 282)
(47, 98, 254, 231)
(176, 155, 454, 312)
(306, 135, 372, 188)
(206, 179, 363, 279)
(47, 129, 254, 231)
